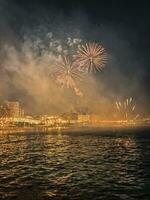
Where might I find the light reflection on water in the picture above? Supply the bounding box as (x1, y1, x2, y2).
(0, 130, 150, 200)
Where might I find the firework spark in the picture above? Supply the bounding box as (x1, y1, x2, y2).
(51, 56, 83, 96)
(115, 97, 139, 121)
(76, 42, 108, 72)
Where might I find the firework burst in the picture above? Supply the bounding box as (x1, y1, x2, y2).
(51, 56, 83, 96)
(115, 97, 139, 121)
(76, 42, 108, 72)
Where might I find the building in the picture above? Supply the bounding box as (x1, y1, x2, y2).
(5, 101, 22, 118)
(78, 114, 91, 124)
(0, 105, 9, 118)
(61, 113, 78, 124)
(19, 108, 25, 118)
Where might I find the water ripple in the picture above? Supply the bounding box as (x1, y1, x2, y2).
(0, 131, 150, 200)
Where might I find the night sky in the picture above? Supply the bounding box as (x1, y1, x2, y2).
(0, 0, 150, 114)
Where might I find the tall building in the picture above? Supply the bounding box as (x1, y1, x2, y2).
(5, 101, 20, 118)
(19, 108, 25, 118)
(0, 105, 9, 118)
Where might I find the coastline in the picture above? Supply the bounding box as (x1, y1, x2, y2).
(0, 123, 150, 134)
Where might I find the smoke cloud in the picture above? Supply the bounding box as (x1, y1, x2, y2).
(0, 0, 149, 117)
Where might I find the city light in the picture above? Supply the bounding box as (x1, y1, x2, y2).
(0, 100, 150, 130)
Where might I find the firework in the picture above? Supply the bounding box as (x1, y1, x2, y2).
(115, 97, 139, 121)
(51, 56, 83, 96)
(76, 42, 108, 72)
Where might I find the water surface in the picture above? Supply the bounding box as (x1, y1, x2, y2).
(0, 129, 150, 200)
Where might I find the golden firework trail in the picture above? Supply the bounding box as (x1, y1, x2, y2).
(76, 42, 108, 72)
(52, 56, 83, 96)
(115, 97, 139, 121)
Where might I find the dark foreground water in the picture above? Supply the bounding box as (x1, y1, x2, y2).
(0, 129, 150, 200)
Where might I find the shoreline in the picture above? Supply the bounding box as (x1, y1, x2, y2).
(0, 124, 150, 134)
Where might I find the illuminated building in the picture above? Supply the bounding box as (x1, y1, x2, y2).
(19, 108, 25, 118)
(0, 105, 9, 118)
(78, 114, 90, 123)
(4, 101, 25, 118)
